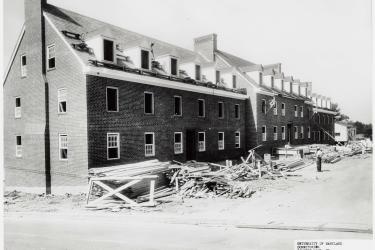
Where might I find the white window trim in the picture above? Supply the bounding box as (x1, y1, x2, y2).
(107, 133, 120, 160)
(15, 97, 21, 119)
(273, 126, 278, 140)
(59, 133, 68, 161)
(273, 102, 278, 115)
(144, 91, 154, 114)
(170, 57, 179, 76)
(57, 88, 67, 114)
(235, 104, 240, 119)
(106, 86, 119, 112)
(262, 126, 267, 141)
(218, 132, 225, 150)
(145, 132, 155, 157)
(300, 126, 304, 139)
(20, 54, 27, 77)
(174, 95, 182, 116)
(218, 102, 224, 119)
(15, 135, 22, 158)
(198, 132, 206, 152)
(103, 38, 115, 63)
(294, 126, 298, 139)
(232, 75, 237, 89)
(262, 99, 267, 114)
(140, 49, 151, 70)
(300, 106, 304, 118)
(281, 103, 285, 116)
(198, 99, 205, 117)
(195, 64, 201, 81)
(46, 44, 56, 70)
(294, 105, 298, 117)
(281, 126, 286, 140)
(235, 131, 241, 148)
(174, 132, 183, 154)
(308, 126, 311, 139)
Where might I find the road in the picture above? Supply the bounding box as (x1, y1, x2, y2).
(4, 155, 373, 249)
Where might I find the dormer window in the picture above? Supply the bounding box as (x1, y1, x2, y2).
(141, 50, 150, 70)
(171, 58, 178, 76)
(215, 70, 220, 84)
(195, 65, 201, 80)
(103, 39, 114, 62)
(232, 75, 237, 88)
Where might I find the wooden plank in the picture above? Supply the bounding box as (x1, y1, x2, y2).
(91, 180, 139, 205)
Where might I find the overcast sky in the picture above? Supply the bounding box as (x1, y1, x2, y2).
(3, 0, 372, 123)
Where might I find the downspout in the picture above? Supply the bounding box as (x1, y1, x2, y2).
(41, 8, 51, 194)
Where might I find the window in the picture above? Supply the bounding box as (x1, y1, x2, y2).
(195, 65, 201, 80)
(261, 99, 267, 114)
(15, 97, 21, 118)
(323, 115, 326, 124)
(335, 132, 340, 136)
(235, 131, 240, 148)
(294, 105, 298, 117)
(145, 133, 155, 157)
(141, 50, 150, 70)
(174, 132, 183, 154)
(107, 133, 120, 160)
(16, 136, 22, 157)
(21, 54, 27, 77)
(300, 126, 304, 139)
(318, 131, 321, 141)
(59, 134, 68, 160)
(307, 108, 310, 118)
(281, 126, 286, 140)
(171, 58, 178, 76)
(215, 70, 221, 84)
(218, 102, 224, 118)
(218, 132, 224, 150)
(58, 88, 67, 114)
(232, 75, 237, 88)
(273, 101, 278, 115)
(198, 99, 205, 117)
(234, 104, 240, 119)
(307, 126, 311, 139)
(273, 126, 278, 140)
(300, 106, 304, 117)
(323, 132, 326, 141)
(294, 126, 298, 139)
(198, 132, 206, 152)
(174, 96, 182, 116)
(144, 92, 154, 114)
(281, 103, 285, 116)
(106, 87, 118, 112)
(103, 39, 114, 62)
(47, 44, 56, 70)
(262, 126, 267, 141)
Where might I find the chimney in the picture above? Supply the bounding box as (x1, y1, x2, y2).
(194, 33, 217, 62)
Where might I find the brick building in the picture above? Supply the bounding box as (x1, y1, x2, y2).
(3, 0, 336, 192)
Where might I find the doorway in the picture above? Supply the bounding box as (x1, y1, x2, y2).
(186, 129, 196, 161)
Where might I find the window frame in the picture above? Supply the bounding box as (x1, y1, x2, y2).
(16, 135, 22, 158)
(170, 57, 178, 76)
(300, 106, 304, 118)
(144, 132, 155, 157)
(20, 54, 27, 77)
(57, 88, 67, 114)
(281, 103, 285, 116)
(107, 133, 120, 160)
(294, 105, 298, 117)
(15, 97, 21, 119)
(174, 132, 183, 154)
(141, 49, 150, 70)
(103, 38, 115, 63)
(273, 101, 278, 115)
(215, 70, 221, 84)
(307, 126, 311, 139)
(234, 104, 240, 119)
(262, 126, 267, 141)
(198, 132, 206, 152)
(294, 126, 298, 139)
(300, 126, 304, 139)
(232, 75, 237, 89)
(273, 126, 278, 140)
(218, 102, 224, 119)
(218, 132, 225, 150)
(195, 64, 201, 81)
(235, 131, 240, 148)
(46, 44, 56, 70)
(144, 91, 154, 115)
(174, 95, 182, 116)
(198, 99, 205, 118)
(261, 99, 267, 114)
(106, 86, 119, 112)
(281, 126, 286, 140)
(59, 133, 68, 161)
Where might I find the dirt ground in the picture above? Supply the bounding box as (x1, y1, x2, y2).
(4, 154, 373, 231)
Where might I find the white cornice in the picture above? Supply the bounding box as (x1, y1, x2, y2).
(314, 107, 337, 115)
(84, 66, 248, 100)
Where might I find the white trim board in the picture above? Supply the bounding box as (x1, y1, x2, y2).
(85, 66, 248, 100)
(3, 25, 25, 85)
(314, 108, 337, 115)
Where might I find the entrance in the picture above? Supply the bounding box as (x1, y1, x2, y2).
(186, 129, 196, 161)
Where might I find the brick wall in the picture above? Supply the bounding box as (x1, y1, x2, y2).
(86, 74, 247, 168)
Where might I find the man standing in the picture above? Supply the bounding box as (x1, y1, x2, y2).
(316, 147, 323, 172)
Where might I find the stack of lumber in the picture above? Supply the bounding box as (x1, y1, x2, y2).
(274, 159, 306, 171)
(89, 159, 169, 178)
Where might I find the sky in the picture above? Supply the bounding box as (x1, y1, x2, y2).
(2, 0, 372, 123)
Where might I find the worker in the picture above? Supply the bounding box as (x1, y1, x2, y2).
(316, 147, 323, 172)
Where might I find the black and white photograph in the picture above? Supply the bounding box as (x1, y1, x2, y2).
(1, 0, 374, 249)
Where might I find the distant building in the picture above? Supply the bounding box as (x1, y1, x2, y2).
(335, 121, 356, 143)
